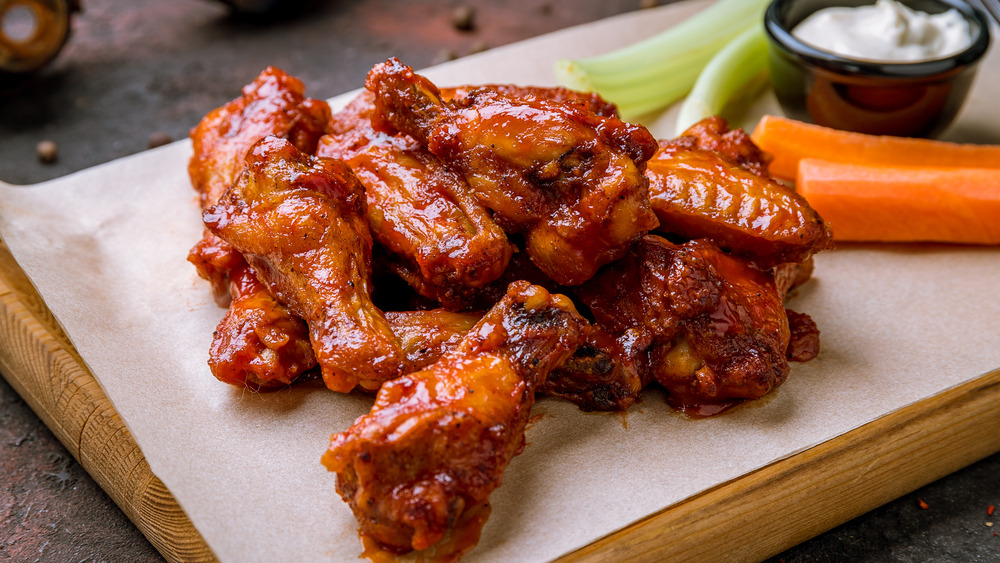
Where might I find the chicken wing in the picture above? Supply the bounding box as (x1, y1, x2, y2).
(188, 66, 331, 300)
(317, 91, 513, 309)
(204, 136, 404, 393)
(208, 261, 316, 390)
(322, 281, 587, 557)
(189, 67, 329, 389)
(365, 58, 659, 286)
(543, 235, 804, 414)
(647, 118, 833, 268)
(644, 238, 793, 413)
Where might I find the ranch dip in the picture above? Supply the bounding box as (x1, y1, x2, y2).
(792, 0, 973, 62)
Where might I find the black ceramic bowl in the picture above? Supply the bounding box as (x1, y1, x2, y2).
(765, 0, 991, 137)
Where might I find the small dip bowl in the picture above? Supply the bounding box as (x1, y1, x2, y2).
(764, 0, 991, 137)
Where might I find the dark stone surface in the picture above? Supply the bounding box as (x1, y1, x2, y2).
(764, 454, 1000, 563)
(1, 1, 998, 561)
(0, 376, 163, 563)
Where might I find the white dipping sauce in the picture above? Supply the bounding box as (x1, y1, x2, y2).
(791, 0, 973, 62)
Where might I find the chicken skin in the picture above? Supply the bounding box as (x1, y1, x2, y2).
(675, 116, 772, 178)
(539, 326, 647, 412)
(441, 84, 620, 118)
(365, 58, 659, 286)
(208, 261, 316, 390)
(323, 281, 587, 557)
(384, 309, 480, 372)
(647, 118, 833, 268)
(204, 136, 404, 393)
(188, 67, 329, 389)
(317, 91, 513, 309)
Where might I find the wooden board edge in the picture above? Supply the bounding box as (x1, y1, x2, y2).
(0, 239, 217, 563)
(556, 368, 1000, 562)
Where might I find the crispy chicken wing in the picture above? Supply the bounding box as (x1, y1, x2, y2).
(365, 58, 659, 286)
(317, 91, 513, 309)
(647, 118, 833, 268)
(323, 281, 587, 557)
(204, 136, 404, 392)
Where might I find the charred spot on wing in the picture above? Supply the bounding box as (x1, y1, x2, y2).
(513, 303, 574, 329)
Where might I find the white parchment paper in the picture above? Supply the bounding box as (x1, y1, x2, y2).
(1, 2, 999, 561)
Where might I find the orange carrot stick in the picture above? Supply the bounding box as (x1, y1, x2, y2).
(752, 115, 1000, 182)
(797, 158, 1000, 244)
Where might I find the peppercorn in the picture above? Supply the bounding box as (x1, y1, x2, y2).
(148, 131, 174, 149)
(36, 140, 58, 164)
(451, 5, 475, 31)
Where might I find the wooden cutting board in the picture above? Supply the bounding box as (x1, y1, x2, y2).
(3, 225, 1000, 563)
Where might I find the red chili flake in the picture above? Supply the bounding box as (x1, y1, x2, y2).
(989, 505, 996, 516)
(918, 498, 930, 510)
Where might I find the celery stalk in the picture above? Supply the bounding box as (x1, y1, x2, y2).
(674, 24, 770, 136)
(553, 0, 771, 120)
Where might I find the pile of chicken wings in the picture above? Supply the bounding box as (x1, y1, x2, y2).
(187, 59, 832, 561)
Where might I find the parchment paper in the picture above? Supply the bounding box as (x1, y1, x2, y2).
(2, 2, 999, 562)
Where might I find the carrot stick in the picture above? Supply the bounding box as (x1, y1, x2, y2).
(797, 158, 1000, 244)
(752, 115, 1000, 182)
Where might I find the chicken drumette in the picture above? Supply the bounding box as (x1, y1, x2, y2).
(188, 67, 329, 389)
(205, 136, 404, 392)
(323, 281, 587, 557)
(188, 66, 331, 299)
(365, 58, 659, 286)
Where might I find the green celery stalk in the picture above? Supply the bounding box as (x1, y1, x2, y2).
(674, 24, 770, 136)
(554, 0, 771, 120)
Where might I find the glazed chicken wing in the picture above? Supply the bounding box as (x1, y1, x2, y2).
(188, 66, 331, 300)
(204, 136, 404, 392)
(643, 238, 793, 413)
(318, 91, 513, 309)
(208, 262, 316, 389)
(189, 67, 329, 389)
(323, 281, 587, 557)
(544, 235, 811, 414)
(365, 58, 659, 286)
(647, 118, 833, 268)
